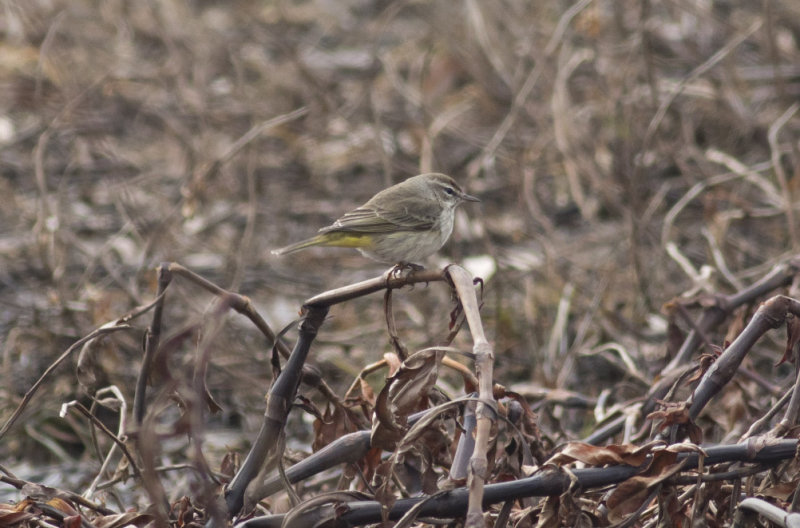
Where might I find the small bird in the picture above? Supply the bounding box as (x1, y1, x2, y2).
(272, 173, 479, 264)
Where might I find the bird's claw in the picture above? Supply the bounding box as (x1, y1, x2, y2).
(390, 262, 424, 277)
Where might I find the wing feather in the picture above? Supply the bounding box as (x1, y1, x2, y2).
(321, 186, 440, 234)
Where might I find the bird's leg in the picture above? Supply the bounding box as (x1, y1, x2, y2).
(389, 262, 424, 278)
(401, 262, 425, 272)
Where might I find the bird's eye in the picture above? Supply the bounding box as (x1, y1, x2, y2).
(444, 187, 455, 196)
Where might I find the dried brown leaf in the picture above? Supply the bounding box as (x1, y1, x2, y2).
(546, 441, 660, 468)
(92, 511, 155, 528)
(688, 346, 722, 383)
(534, 495, 560, 528)
(722, 306, 747, 348)
(371, 349, 444, 450)
(0, 510, 35, 526)
(387, 349, 442, 418)
(219, 451, 239, 480)
(312, 402, 362, 452)
(359, 377, 376, 407)
(777, 315, 800, 365)
(648, 400, 691, 429)
(606, 451, 685, 523)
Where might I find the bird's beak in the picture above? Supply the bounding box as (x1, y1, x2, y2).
(461, 192, 480, 202)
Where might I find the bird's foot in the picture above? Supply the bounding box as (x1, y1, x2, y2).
(390, 262, 424, 277)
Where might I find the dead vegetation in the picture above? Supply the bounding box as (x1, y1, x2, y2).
(1, 0, 800, 526)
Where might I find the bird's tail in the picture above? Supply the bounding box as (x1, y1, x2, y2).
(271, 235, 327, 256)
(273, 231, 371, 256)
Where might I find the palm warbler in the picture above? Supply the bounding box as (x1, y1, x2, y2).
(272, 173, 479, 264)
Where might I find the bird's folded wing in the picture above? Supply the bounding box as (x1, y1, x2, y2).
(322, 197, 439, 234)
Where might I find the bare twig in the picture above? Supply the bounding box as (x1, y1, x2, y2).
(447, 265, 496, 528)
(135, 264, 171, 424)
(0, 298, 160, 440)
(302, 267, 447, 308)
(688, 295, 800, 421)
(59, 400, 141, 479)
(227, 304, 329, 516)
(766, 102, 800, 249)
(168, 263, 287, 357)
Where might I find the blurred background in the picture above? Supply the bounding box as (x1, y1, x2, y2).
(0, 0, 798, 505)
